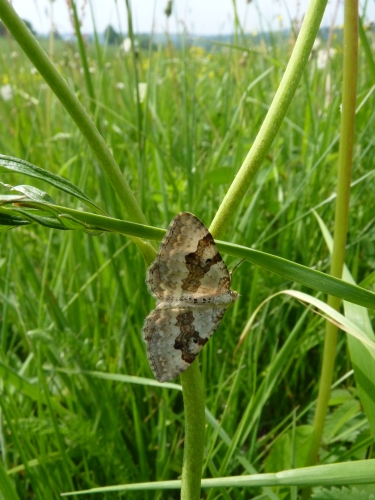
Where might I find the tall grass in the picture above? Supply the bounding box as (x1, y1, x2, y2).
(0, 1, 374, 499)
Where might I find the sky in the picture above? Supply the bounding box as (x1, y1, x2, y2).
(10, 0, 375, 36)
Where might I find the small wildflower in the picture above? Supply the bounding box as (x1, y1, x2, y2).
(142, 59, 149, 71)
(138, 82, 147, 103)
(121, 37, 132, 54)
(116, 82, 125, 89)
(0, 84, 13, 101)
(189, 46, 205, 59)
(317, 48, 335, 69)
(312, 38, 321, 51)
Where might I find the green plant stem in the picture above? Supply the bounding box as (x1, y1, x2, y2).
(209, 0, 328, 239)
(0, 0, 146, 228)
(125, 0, 145, 207)
(304, 0, 358, 475)
(0, 4, 203, 497)
(180, 363, 206, 500)
(69, 0, 96, 114)
(0, 0, 156, 263)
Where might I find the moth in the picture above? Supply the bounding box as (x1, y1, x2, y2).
(142, 212, 239, 382)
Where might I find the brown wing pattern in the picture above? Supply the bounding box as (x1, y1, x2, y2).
(146, 212, 231, 301)
(142, 305, 227, 382)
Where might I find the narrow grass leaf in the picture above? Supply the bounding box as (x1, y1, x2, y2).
(0, 460, 20, 500)
(56, 368, 183, 391)
(275, 291, 375, 357)
(217, 241, 375, 311)
(315, 211, 375, 437)
(0, 155, 104, 213)
(0, 360, 43, 401)
(1, 183, 56, 203)
(0, 208, 30, 230)
(60, 460, 375, 495)
(5, 200, 375, 311)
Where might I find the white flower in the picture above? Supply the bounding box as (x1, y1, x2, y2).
(116, 82, 125, 89)
(312, 38, 321, 51)
(0, 84, 13, 101)
(121, 37, 132, 53)
(137, 82, 147, 103)
(317, 48, 336, 69)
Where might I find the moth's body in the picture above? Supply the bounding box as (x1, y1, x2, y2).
(154, 291, 238, 310)
(142, 212, 239, 382)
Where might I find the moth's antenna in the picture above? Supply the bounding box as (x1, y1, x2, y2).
(229, 258, 245, 279)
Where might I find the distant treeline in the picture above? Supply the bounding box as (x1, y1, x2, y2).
(1, 19, 371, 49)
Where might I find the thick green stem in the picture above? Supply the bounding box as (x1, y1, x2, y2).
(180, 362, 206, 500)
(0, 0, 146, 227)
(209, 0, 328, 239)
(304, 0, 358, 476)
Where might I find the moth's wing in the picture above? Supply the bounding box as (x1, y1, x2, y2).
(142, 306, 227, 382)
(146, 212, 231, 301)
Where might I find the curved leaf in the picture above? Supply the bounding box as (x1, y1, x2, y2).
(0, 155, 105, 214)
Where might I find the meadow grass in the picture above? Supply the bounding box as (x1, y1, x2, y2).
(0, 1, 375, 499)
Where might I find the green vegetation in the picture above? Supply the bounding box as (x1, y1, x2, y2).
(0, 0, 374, 499)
